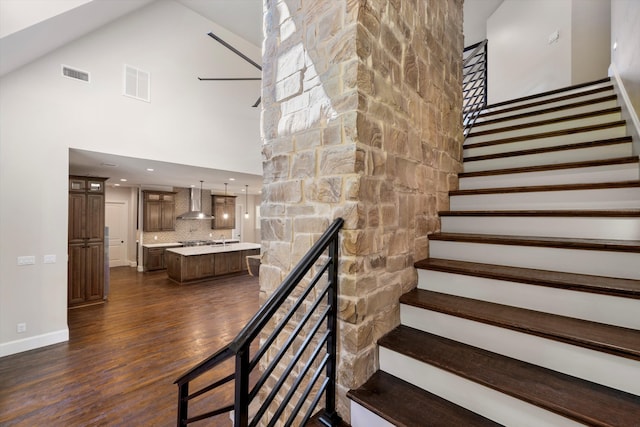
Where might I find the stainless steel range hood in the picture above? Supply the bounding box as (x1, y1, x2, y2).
(176, 181, 213, 220)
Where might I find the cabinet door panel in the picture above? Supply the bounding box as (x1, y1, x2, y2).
(68, 194, 86, 242)
(86, 194, 105, 240)
(199, 254, 215, 277)
(85, 243, 104, 302)
(161, 201, 175, 231)
(214, 253, 229, 275)
(68, 244, 86, 305)
(228, 252, 242, 273)
(144, 201, 161, 232)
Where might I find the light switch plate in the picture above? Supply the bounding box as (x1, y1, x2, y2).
(17, 256, 36, 266)
(43, 254, 56, 264)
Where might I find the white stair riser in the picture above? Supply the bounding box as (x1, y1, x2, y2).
(473, 100, 619, 131)
(400, 306, 640, 395)
(429, 241, 640, 279)
(379, 348, 583, 427)
(463, 143, 633, 173)
(464, 126, 627, 158)
(450, 187, 640, 211)
(417, 269, 640, 330)
(350, 402, 394, 427)
(459, 162, 640, 189)
(467, 112, 622, 145)
(477, 85, 614, 121)
(440, 216, 640, 240)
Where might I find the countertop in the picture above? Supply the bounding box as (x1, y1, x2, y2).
(166, 242, 260, 256)
(142, 243, 183, 248)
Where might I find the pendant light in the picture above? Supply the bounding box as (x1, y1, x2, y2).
(223, 183, 229, 220)
(244, 185, 249, 219)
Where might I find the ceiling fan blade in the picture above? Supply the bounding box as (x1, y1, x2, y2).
(207, 32, 262, 71)
(252, 97, 261, 108)
(198, 77, 261, 81)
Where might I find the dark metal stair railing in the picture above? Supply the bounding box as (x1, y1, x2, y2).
(175, 218, 344, 427)
(463, 39, 488, 138)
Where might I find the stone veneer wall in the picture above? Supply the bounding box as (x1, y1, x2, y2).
(260, 0, 463, 423)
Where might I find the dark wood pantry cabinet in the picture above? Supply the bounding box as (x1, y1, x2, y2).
(68, 176, 107, 308)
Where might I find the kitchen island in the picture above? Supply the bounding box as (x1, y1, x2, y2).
(165, 242, 260, 284)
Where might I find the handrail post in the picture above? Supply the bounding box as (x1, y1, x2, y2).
(234, 349, 250, 427)
(318, 233, 342, 426)
(177, 383, 189, 427)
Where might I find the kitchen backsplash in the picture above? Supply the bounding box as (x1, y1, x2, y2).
(141, 187, 233, 245)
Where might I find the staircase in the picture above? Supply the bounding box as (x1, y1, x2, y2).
(347, 78, 640, 426)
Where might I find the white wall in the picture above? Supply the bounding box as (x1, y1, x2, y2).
(487, 0, 611, 104)
(487, 0, 573, 104)
(611, 0, 640, 116)
(571, 0, 611, 85)
(0, 0, 262, 356)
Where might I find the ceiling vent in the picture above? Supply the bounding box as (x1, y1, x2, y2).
(62, 65, 90, 83)
(124, 65, 150, 102)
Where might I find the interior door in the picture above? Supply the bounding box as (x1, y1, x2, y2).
(106, 201, 128, 267)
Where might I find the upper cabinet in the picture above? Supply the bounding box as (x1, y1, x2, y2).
(143, 191, 176, 232)
(211, 195, 236, 229)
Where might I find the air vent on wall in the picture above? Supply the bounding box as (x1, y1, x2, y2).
(123, 64, 150, 102)
(62, 65, 90, 82)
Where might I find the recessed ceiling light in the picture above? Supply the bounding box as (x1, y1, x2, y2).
(146, 168, 154, 172)
(190, 184, 196, 187)
(229, 178, 235, 181)
(114, 183, 120, 187)
(241, 188, 245, 192)
(120, 178, 127, 182)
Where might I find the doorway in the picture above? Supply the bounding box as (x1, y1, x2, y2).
(106, 201, 129, 267)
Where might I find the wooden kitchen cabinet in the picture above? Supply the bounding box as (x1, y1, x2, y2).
(143, 191, 176, 232)
(214, 252, 242, 275)
(68, 176, 106, 308)
(211, 195, 236, 229)
(143, 247, 168, 271)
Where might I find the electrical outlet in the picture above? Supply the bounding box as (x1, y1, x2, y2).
(17, 323, 26, 333)
(17, 256, 36, 266)
(43, 254, 56, 264)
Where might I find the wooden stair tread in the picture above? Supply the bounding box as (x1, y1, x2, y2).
(479, 79, 612, 116)
(465, 121, 626, 149)
(459, 155, 638, 177)
(379, 326, 640, 426)
(414, 258, 640, 299)
(468, 107, 621, 138)
(401, 288, 640, 360)
(473, 94, 617, 128)
(450, 180, 640, 196)
(429, 232, 640, 253)
(347, 371, 502, 427)
(439, 209, 640, 217)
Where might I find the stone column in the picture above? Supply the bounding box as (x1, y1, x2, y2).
(260, 0, 463, 423)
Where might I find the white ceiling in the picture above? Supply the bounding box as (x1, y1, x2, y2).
(4, 0, 498, 193)
(69, 148, 264, 195)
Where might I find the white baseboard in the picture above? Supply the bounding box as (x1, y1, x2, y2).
(0, 328, 69, 358)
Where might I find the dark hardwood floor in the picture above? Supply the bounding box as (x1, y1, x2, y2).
(0, 267, 260, 426)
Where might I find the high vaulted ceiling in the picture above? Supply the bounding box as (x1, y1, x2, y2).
(2, 0, 500, 192)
